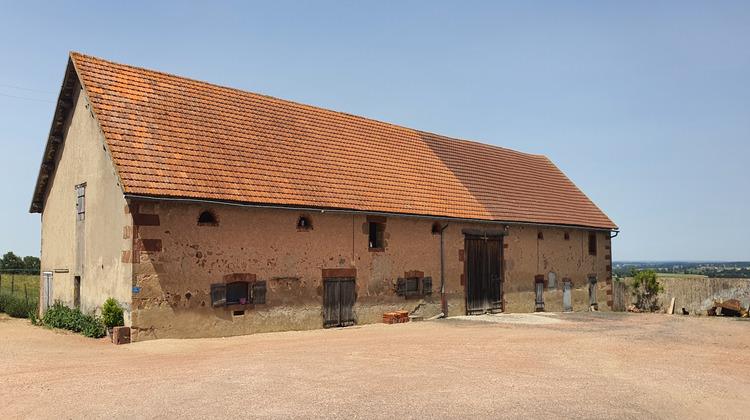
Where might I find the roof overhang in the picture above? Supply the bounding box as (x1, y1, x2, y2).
(29, 55, 79, 213)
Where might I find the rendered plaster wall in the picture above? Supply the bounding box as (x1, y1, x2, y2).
(128, 198, 613, 340)
(501, 225, 613, 313)
(39, 84, 132, 319)
(128, 202, 451, 340)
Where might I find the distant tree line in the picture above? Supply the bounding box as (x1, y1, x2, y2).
(0, 252, 41, 275)
(614, 261, 750, 279)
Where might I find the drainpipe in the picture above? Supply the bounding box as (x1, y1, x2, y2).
(440, 221, 451, 317)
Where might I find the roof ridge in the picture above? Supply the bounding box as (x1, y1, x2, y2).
(69, 51, 445, 144)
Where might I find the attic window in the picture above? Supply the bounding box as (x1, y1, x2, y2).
(588, 232, 597, 255)
(198, 210, 218, 227)
(297, 215, 312, 231)
(367, 216, 386, 251)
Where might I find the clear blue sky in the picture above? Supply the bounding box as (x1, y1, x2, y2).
(1, 1, 748, 261)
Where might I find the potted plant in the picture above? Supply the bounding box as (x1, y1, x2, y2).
(102, 297, 125, 341)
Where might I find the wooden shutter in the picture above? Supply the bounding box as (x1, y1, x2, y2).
(422, 277, 432, 295)
(210, 283, 226, 307)
(396, 278, 406, 296)
(253, 281, 266, 304)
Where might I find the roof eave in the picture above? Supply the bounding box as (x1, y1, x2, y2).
(122, 193, 619, 231)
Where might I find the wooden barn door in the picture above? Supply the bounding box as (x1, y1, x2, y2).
(323, 277, 356, 328)
(465, 234, 503, 314)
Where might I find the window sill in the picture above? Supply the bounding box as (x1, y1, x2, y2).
(368, 247, 385, 252)
(223, 303, 255, 311)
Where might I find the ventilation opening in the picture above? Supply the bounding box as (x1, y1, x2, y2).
(564, 232, 570, 240)
(431, 222, 443, 234)
(233, 310, 245, 316)
(297, 215, 312, 230)
(537, 232, 544, 239)
(198, 210, 218, 226)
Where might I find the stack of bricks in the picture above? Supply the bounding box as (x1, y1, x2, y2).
(383, 310, 410, 324)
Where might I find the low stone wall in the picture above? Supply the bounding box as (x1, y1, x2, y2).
(615, 277, 750, 315)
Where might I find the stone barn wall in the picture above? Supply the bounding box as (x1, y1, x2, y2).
(125, 199, 614, 341)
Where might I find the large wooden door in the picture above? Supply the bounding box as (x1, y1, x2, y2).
(323, 277, 356, 328)
(465, 235, 503, 314)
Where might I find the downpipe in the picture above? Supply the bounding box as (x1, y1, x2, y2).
(439, 221, 451, 318)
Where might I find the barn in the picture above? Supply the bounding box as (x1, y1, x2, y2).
(31, 52, 617, 340)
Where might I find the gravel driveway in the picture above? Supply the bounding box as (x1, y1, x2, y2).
(1, 312, 748, 419)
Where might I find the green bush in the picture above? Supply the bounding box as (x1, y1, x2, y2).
(0, 292, 38, 319)
(102, 297, 124, 328)
(629, 268, 664, 312)
(42, 301, 105, 338)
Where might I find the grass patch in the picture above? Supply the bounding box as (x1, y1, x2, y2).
(0, 273, 39, 299)
(0, 274, 39, 319)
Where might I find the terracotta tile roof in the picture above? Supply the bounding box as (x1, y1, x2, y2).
(45, 52, 617, 229)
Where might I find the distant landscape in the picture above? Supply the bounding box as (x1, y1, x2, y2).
(613, 261, 750, 279)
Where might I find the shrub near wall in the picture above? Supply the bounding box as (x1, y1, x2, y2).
(42, 302, 105, 338)
(0, 292, 38, 319)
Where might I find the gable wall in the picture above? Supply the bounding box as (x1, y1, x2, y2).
(39, 84, 132, 319)
(127, 200, 612, 341)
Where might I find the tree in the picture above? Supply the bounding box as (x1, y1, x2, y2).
(22, 256, 41, 274)
(629, 268, 664, 312)
(1, 252, 23, 271)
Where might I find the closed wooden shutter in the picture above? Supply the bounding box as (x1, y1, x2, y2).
(253, 281, 266, 304)
(210, 283, 226, 307)
(396, 278, 407, 296)
(422, 277, 432, 295)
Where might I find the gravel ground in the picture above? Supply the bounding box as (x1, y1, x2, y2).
(1, 312, 748, 419)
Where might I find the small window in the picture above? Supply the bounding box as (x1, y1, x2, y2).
(198, 210, 218, 226)
(297, 215, 312, 231)
(588, 232, 597, 255)
(406, 278, 419, 293)
(368, 222, 384, 249)
(537, 232, 544, 239)
(211, 281, 265, 308)
(75, 183, 86, 221)
(226, 282, 249, 305)
(396, 276, 432, 297)
(564, 232, 570, 240)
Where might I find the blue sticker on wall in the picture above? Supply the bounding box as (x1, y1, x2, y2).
(132, 286, 140, 293)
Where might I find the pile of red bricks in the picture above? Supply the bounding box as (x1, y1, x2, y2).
(383, 310, 410, 324)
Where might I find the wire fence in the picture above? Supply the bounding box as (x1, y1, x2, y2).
(0, 269, 39, 299)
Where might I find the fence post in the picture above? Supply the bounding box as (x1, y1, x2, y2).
(11, 273, 14, 294)
(25, 284, 28, 305)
